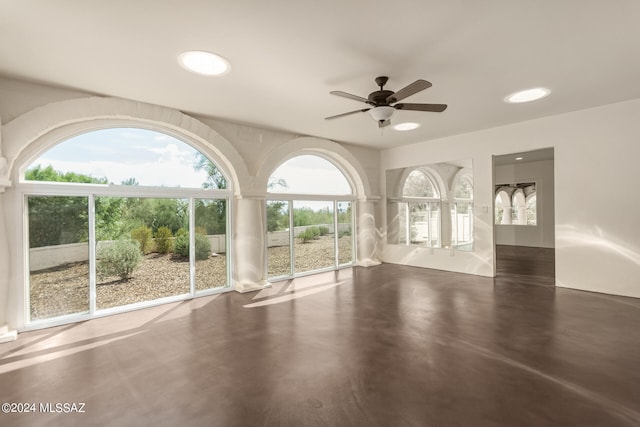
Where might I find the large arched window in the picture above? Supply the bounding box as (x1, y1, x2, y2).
(22, 127, 232, 325)
(266, 155, 354, 279)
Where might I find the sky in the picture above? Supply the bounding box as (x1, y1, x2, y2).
(28, 128, 352, 196)
(30, 128, 210, 188)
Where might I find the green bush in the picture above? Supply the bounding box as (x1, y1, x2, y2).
(131, 226, 153, 254)
(97, 239, 142, 280)
(174, 232, 211, 260)
(176, 228, 189, 238)
(318, 226, 330, 236)
(155, 226, 173, 254)
(299, 229, 317, 243)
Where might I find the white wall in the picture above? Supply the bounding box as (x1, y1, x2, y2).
(495, 159, 555, 248)
(381, 98, 640, 298)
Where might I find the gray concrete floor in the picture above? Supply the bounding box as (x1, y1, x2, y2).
(1, 262, 639, 426)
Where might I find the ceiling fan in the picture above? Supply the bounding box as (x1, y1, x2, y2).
(325, 76, 447, 128)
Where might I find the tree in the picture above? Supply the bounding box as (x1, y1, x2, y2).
(193, 152, 226, 189)
(26, 165, 106, 247)
(266, 201, 288, 232)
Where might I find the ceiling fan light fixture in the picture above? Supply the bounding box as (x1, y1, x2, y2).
(393, 122, 421, 131)
(178, 51, 230, 76)
(368, 106, 395, 122)
(504, 87, 550, 103)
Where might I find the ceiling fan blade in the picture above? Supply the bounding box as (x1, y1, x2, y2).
(378, 119, 391, 128)
(330, 91, 370, 103)
(395, 103, 447, 112)
(325, 108, 370, 120)
(387, 80, 432, 103)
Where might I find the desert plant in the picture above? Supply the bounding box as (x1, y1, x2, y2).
(174, 232, 211, 260)
(131, 226, 153, 254)
(299, 229, 316, 243)
(318, 226, 330, 236)
(155, 226, 173, 254)
(97, 239, 142, 280)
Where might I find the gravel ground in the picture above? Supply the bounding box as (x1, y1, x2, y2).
(30, 254, 227, 320)
(269, 235, 353, 277)
(29, 234, 353, 320)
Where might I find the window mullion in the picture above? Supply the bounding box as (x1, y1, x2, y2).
(88, 194, 96, 315)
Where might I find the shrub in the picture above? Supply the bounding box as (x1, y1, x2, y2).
(97, 239, 142, 280)
(174, 233, 189, 257)
(131, 226, 153, 254)
(174, 232, 211, 260)
(155, 226, 173, 254)
(338, 230, 351, 238)
(299, 229, 316, 243)
(176, 227, 189, 238)
(318, 226, 330, 236)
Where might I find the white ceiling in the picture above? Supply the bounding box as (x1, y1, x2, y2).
(1, 1, 639, 149)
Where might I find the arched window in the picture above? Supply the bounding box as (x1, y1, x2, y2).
(266, 155, 354, 279)
(397, 168, 441, 247)
(403, 170, 438, 198)
(23, 127, 232, 325)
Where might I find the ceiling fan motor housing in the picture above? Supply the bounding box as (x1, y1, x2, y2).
(368, 90, 395, 106)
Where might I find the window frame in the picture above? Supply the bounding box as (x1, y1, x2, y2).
(18, 126, 234, 330)
(265, 154, 357, 281)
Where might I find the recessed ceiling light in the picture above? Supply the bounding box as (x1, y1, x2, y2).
(393, 122, 421, 131)
(515, 157, 523, 160)
(504, 87, 550, 103)
(178, 51, 230, 76)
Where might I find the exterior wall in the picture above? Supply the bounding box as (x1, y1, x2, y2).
(28, 236, 228, 272)
(495, 159, 555, 248)
(381, 98, 640, 298)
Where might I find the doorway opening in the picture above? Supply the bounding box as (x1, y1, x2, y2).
(493, 148, 555, 286)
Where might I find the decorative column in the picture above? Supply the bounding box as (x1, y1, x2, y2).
(440, 200, 452, 248)
(0, 124, 17, 341)
(234, 196, 269, 293)
(385, 200, 400, 245)
(517, 206, 527, 225)
(501, 206, 512, 224)
(357, 198, 381, 267)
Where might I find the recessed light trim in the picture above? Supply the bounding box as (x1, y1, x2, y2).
(515, 157, 523, 161)
(505, 87, 550, 103)
(178, 51, 230, 76)
(393, 122, 421, 131)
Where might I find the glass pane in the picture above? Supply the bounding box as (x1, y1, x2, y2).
(527, 195, 537, 225)
(454, 178, 472, 199)
(95, 197, 190, 310)
(337, 201, 353, 265)
(409, 202, 429, 244)
(25, 128, 226, 189)
(28, 195, 89, 320)
(294, 201, 335, 273)
(399, 203, 408, 245)
(268, 155, 352, 195)
(195, 199, 228, 290)
(403, 170, 435, 198)
(452, 202, 473, 250)
(267, 200, 291, 278)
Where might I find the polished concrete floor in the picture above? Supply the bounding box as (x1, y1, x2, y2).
(495, 244, 556, 287)
(1, 263, 640, 426)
